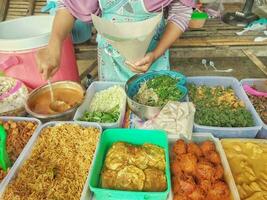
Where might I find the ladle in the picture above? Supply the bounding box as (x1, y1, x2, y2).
(48, 80, 71, 113)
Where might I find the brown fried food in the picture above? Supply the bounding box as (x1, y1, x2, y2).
(115, 165, 145, 191)
(196, 161, 215, 181)
(128, 144, 149, 169)
(206, 181, 230, 200)
(143, 168, 167, 192)
(187, 142, 203, 157)
(105, 142, 129, 170)
(172, 176, 181, 194)
(188, 188, 205, 200)
(171, 159, 182, 176)
(214, 164, 224, 181)
(179, 153, 197, 175)
(179, 175, 196, 194)
(101, 168, 117, 189)
(206, 151, 221, 165)
(173, 139, 187, 155)
(198, 179, 212, 193)
(173, 193, 188, 200)
(143, 143, 166, 171)
(200, 141, 215, 155)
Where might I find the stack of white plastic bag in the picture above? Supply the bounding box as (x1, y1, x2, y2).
(139, 102, 196, 140)
(0, 76, 28, 116)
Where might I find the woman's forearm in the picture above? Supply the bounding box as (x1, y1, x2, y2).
(152, 22, 183, 60)
(48, 9, 75, 50)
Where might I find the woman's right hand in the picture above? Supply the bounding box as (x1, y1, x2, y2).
(36, 46, 61, 80)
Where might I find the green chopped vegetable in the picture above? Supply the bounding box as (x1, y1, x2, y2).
(79, 105, 120, 123)
(134, 75, 183, 107)
(188, 84, 254, 127)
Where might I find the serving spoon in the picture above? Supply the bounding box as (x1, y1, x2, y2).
(48, 80, 71, 113)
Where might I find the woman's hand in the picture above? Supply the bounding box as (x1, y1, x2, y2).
(127, 52, 156, 73)
(36, 46, 61, 80)
(36, 9, 75, 80)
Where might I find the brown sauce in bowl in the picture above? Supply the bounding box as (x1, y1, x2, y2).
(28, 87, 83, 115)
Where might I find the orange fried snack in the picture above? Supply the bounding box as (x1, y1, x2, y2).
(171, 139, 231, 200)
(206, 181, 231, 200)
(206, 151, 221, 165)
(179, 153, 197, 175)
(187, 142, 203, 157)
(173, 139, 187, 155)
(200, 141, 215, 155)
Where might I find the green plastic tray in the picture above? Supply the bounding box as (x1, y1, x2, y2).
(89, 129, 171, 200)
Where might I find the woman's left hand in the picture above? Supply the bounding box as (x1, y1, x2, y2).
(126, 52, 156, 73)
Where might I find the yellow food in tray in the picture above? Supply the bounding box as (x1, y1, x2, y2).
(101, 142, 167, 192)
(221, 140, 267, 200)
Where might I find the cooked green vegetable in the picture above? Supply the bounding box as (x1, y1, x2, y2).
(134, 75, 183, 107)
(79, 106, 120, 123)
(188, 84, 254, 127)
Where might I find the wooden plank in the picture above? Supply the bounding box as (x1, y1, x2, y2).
(0, 0, 9, 21)
(242, 49, 267, 76)
(27, 0, 36, 16)
(173, 37, 267, 47)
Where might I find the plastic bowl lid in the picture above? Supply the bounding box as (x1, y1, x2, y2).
(191, 11, 208, 20)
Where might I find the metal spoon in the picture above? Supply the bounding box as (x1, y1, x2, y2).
(48, 80, 71, 113)
(209, 61, 233, 73)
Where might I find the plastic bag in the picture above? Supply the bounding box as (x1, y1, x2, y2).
(204, 0, 224, 18)
(141, 102, 196, 139)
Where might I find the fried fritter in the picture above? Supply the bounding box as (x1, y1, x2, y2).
(187, 142, 203, 157)
(206, 151, 221, 165)
(101, 168, 117, 189)
(173, 139, 187, 155)
(171, 159, 182, 176)
(143, 143, 166, 171)
(188, 188, 205, 200)
(173, 193, 188, 200)
(214, 164, 224, 181)
(179, 175, 196, 194)
(173, 193, 189, 200)
(179, 153, 197, 175)
(196, 161, 215, 181)
(128, 145, 148, 169)
(115, 165, 145, 191)
(198, 179, 211, 193)
(143, 168, 167, 192)
(206, 181, 230, 200)
(200, 141, 215, 155)
(105, 142, 129, 170)
(172, 176, 181, 194)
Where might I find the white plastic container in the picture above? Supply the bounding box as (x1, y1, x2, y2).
(187, 76, 262, 138)
(0, 121, 102, 200)
(0, 117, 41, 189)
(168, 133, 240, 200)
(240, 78, 267, 139)
(74, 81, 127, 129)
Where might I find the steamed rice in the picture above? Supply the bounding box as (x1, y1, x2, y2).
(2, 124, 100, 200)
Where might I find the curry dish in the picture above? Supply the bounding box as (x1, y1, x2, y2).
(28, 87, 83, 114)
(222, 140, 267, 200)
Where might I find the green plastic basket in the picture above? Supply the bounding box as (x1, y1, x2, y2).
(89, 129, 171, 200)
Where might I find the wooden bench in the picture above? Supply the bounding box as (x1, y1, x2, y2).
(1, 1, 266, 80)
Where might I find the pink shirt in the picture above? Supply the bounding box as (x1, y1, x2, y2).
(59, 0, 194, 31)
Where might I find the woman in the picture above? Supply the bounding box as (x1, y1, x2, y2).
(36, 0, 194, 81)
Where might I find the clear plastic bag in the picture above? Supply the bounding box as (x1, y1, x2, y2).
(204, 0, 224, 18)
